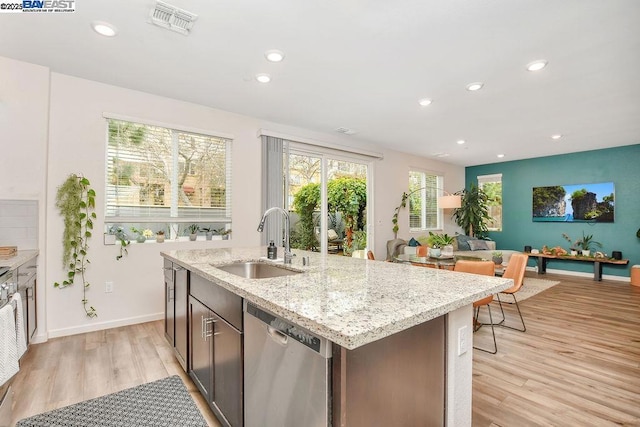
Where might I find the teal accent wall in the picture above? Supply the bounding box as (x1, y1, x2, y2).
(466, 144, 640, 278)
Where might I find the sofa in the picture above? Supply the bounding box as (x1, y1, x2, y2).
(454, 234, 521, 264)
(387, 235, 520, 265)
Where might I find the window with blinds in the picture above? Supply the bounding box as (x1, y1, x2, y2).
(105, 118, 232, 236)
(409, 170, 442, 230)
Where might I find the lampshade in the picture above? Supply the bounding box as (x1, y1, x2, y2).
(437, 194, 462, 209)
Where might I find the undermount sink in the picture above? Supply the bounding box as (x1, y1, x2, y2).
(215, 262, 302, 279)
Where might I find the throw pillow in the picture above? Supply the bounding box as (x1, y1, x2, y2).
(455, 234, 474, 251)
(408, 237, 421, 247)
(468, 239, 491, 251)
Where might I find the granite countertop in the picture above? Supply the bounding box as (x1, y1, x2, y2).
(162, 247, 512, 350)
(0, 250, 39, 270)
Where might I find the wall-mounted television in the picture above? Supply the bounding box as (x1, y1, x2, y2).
(532, 182, 614, 222)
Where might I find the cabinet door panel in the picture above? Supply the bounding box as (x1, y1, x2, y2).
(212, 314, 243, 427)
(189, 297, 212, 403)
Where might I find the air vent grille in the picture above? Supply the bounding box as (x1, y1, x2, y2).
(335, 127, 357, 135)
(149, 1, 198, 35)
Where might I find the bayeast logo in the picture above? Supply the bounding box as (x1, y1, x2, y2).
(22, 0, 75, 12)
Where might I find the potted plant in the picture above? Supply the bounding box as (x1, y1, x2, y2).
(492, 251, 503, 265)
(111, 226, 130, 260)
(562, 233, 579, 256)
(451, 184, 491, 238)
(577, 232, 602, 257)
(349, 230, 368, 258)
(131, 227, 153, 243)
(187, 224, 199, 241)
(201, 227, 214, 240)
(221, 229, 232, 240)
(156, 230, 165, 243)
(426, 232, 455, 258)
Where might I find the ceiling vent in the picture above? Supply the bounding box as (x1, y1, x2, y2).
(149, 1, 198, 35)
(335, 127, 357, 135)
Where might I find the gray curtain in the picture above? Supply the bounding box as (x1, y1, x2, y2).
(260, 136, 285, 245)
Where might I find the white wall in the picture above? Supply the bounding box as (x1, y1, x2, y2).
(0, 56, 49, 343)
(0, 55, 464, 338)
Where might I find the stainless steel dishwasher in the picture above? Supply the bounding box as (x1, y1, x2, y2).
(244, 301, 331, 427)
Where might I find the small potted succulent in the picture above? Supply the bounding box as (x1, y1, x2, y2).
(187, 224, 199, 241)
(200, 227, 214, 240)
(156, 230, 165, 243)
(492, 251, 503, 265)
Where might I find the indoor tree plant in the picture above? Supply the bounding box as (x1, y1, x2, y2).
(451, 184, 491, 238)
(54, 174, 98, 318)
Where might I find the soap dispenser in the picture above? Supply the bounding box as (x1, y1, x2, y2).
(267, 240, 277, 260)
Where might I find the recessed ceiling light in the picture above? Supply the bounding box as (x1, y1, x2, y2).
(466, 82, 484, 91)
(255, 74, 271, 83)
(91, 21, 117, 37)
(497, 154, 505, 158)
(456, 140, 466, 145)
(527, 60, 548, 72)
(418, 98, 433, 107)
(551, 134, 563, 140)
(265, 50, 285, 62)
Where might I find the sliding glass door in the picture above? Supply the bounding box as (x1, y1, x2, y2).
(286, 144, 371, 256)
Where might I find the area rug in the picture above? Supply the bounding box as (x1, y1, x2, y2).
(16, 375, 207, 427)
(493, 277, 560, 303)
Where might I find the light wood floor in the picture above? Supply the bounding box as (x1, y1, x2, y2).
(9, 273, 640, 426)
(472, 272, 640, 426)
(10, 321, 221, 426)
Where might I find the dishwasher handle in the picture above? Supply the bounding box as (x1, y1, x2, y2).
(267, 326, 288, 346)
(245, 301, 332, 358)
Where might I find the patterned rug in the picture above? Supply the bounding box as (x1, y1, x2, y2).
(16, 375, 207, 427)
(493, 277, 560, 303)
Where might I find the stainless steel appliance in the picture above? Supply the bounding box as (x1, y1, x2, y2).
(244, 302, 331, 427)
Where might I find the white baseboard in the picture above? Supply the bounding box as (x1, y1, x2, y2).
(47, 312, 164, 339)
(529, 266, 629, 283)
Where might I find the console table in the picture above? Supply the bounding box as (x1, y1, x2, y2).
(530, 253, 629, 281)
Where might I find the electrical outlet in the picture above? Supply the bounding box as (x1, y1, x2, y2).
(457, 325, 469, 356)
(105, 281, 114, 293)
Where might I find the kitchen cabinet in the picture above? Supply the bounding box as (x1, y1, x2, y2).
(189, 273, 243, 427)
(164, 259, 188, 371)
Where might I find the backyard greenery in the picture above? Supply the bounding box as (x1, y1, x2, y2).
(291, 177, 367, 253)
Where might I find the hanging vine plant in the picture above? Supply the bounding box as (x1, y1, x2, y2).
(54, 174, 98, 318)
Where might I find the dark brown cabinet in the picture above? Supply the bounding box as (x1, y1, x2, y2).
(189, 274, 243, 427)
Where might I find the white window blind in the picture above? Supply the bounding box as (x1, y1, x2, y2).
(106, 118, 232, 223)
(409, 170, 442, 230)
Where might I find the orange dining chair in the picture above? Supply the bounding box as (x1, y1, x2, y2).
(454, 260, 498, 354)
(496, 253, 529, 332)
(367, 250, 375, 260)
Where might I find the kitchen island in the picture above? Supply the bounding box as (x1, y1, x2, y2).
(162, 247, 512, 427)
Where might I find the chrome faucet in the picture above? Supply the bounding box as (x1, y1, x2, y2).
(257, 207, 294, 264)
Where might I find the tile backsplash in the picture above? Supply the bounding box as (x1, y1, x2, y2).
(0, 200, 38, 249)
